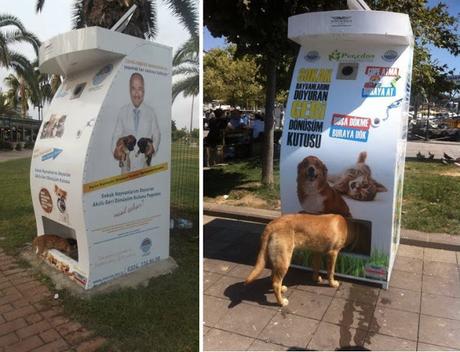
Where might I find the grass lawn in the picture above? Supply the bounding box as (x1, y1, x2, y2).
(402, 161, 460, 235)
(0, 156, 198, 351)
(204, 157, 460, 235)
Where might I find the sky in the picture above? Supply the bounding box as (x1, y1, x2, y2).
(204, 0, 460, 75)
(0, 0, 199, 130)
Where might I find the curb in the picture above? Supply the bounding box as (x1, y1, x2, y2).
(204, 202, 460, 252)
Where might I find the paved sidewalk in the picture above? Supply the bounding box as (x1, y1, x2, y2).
(204, 215, 460, 351)
(0, 248, 106, 352)
(0, 150, 32, 163)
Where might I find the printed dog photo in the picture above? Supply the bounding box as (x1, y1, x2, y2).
(136, 137, 154, 167)
(245, 213, 355, 306)
(39, 114, 67, 139)
(114, 135, 137, 174)
(54, 185, 69, 224)
(331, 151, 387, 201)
(297, 155, 352, 217)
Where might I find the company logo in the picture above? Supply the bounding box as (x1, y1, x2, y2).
(330, 16, 352, 27)
(328, 50, 375, 62)
(140, 238, 152, 254)
(41, 148, 63, 161)
(364, 264, 387, 281)
(93, 64, 113, 86)
(382, 50, 399, 62)
(304, 51, 320, 62)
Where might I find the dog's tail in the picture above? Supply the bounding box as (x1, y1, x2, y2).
(357, 151, 367, 164)
(245, 226, 271, 285)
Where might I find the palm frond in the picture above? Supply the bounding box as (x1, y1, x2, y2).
(5, 30, 41, 56)
(0, 14, 26, 32)
(36, 0, 46, 12)
(172, 73, 198, 101)
(163, 0, 198, 37)
(72, 0, 86, 29)
(173, 36, 198, 66)
(139, 0, 157, 39)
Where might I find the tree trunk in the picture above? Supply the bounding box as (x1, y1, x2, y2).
(261, 59, 276, 186)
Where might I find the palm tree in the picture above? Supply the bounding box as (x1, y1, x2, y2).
(0, 91, 20, 118)
(172, 35, 198, 102)
(0, 14, 40, 69)
(36, 0, 198, 40)
(3, 73, 32, 118)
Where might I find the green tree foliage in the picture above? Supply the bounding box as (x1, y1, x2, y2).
(204, 45, 263, 108)
(372, 0, 459, 105)
(205, 0, 459, 184)
(205, 0, 339, 185)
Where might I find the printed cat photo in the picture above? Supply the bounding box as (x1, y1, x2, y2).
(331, 151, 387, 201)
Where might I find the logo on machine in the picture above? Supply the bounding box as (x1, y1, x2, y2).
(304, 51, 320, 62)
(382, 50, 399, 62)
(92, 64, 113, 86)
(328, 50, 375, 62)
(140, 238, 152, 254)
(330, 16, 352, 28)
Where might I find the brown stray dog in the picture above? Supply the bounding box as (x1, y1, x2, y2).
(297, 156, 351, 217)
(245, 213, 354, 307)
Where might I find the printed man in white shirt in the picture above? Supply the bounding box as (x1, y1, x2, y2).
(112, 73, 161, 174)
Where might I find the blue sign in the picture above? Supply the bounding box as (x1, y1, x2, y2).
(41, 148, 63, 161)
(330, 126, 369, 142)
(362, 86, 396, 97)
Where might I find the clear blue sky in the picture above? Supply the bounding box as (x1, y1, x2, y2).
(204, 1, 460, 74)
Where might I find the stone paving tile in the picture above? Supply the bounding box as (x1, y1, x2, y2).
(393, 256, 423, 274)
(248, 339, 287, 351)
(227, 263, 270, 280)
(423, 261, 459, 280)
(389, 270, 422, 292)
(369, 306, 419, 341)
(207, 274, 291, 309)
(285, 269, 339, 297)
(307, 321, 367, 351)
(215, 302, 277, 338)
(203, 271, 224, 292)
(422, 275, 460, 298)
(417, 342, 457, 351)
(204, 295, 232, 328)
(258, 311, 318, 348)
(323, 297, 374, 330)
(424, 248, 457, 264)
(378, 286, 421, 313)
(421, 293, 460, 320)
(419, 315, 460, 349)
(204, 328, 254, 351)
(203, 258, 237, 275)
(335, 282, 380, 306)
(364, 333, 417, 351)
(282, 289, 332, 320)
(397, 245, 424, 259)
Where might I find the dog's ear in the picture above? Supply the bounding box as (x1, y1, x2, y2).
(54, 185, 58, 193)
(297, 159, 307, 175)
(61, 190, 67, 198)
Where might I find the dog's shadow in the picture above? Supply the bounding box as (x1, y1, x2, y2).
(223, 276, 279, 308)
(223, 270, 333, 309)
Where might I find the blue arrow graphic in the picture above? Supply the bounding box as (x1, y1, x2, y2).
(41, 148, 63, 161)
